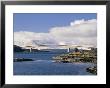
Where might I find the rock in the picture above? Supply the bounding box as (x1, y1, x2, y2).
(14, 58, 34, 62)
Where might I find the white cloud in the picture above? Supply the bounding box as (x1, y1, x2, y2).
(14, 31, 57, 47)
(50, 19, 97, 46)
(14, 19, 97, 48)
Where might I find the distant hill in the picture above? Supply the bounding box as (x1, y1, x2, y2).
(14, 45, 24, 52)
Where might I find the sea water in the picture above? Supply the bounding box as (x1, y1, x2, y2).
(14, 49, 95, 75)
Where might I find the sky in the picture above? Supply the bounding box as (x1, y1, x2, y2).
(14, 13, 97, 48)
(14, 13, 96, 32)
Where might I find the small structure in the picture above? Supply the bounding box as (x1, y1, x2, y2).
(26, 46, 33, 52)
(67, 48, 70, 52)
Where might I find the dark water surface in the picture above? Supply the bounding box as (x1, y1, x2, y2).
(14, 49, 95, 75)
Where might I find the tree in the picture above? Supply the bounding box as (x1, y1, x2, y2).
(74, 48, 79, 52)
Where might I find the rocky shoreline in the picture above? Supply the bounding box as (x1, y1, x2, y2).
(86, 66, 97, 75)
(53, 48, 97, 74)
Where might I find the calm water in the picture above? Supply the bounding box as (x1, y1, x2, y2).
(14, 49, 95, 75)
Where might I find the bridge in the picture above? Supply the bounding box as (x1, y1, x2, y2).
(25, 44, 93, 52)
